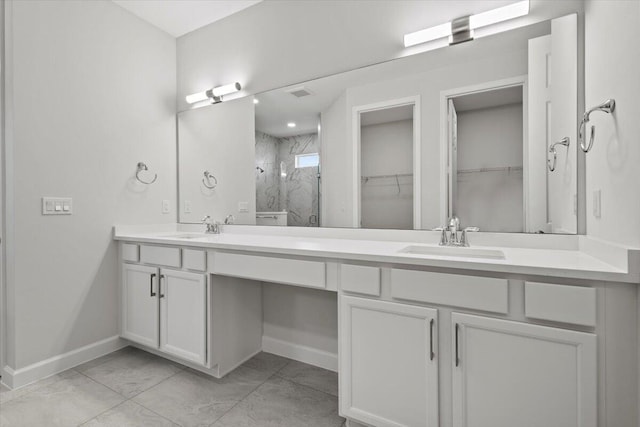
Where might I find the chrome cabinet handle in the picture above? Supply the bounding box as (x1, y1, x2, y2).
(159, 275, 166, 298)
(455, 323, 460, 367)
(150, 273, 156, 297)
(429, 319, 435, 361)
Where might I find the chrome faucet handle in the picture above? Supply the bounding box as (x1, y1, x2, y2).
(432, 227, 449, 246)
(224, 214, 235, 225)
(459, 227, 479, 247)
(201, 215, 212, 224)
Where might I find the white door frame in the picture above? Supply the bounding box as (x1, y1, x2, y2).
(439, 76, 528, 228)
(352, 96, 421, 229)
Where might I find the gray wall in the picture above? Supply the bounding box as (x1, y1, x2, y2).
(584, 0, 640, 247)
(5, 0, 176, 369)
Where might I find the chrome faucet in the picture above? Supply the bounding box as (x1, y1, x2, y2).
(436, 216, 478, 247)
(201, 215, 220, 234)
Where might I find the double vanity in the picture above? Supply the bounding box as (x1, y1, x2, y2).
(114, 224, 639, 427)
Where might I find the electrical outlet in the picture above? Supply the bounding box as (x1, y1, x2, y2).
(592, 190, 601, 218)
(162, 200, 170, 214)
(184, 200, 192, 213)
(238, 202, 249, 212)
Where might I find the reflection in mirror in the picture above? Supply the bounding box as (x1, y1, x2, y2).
(255, 121, 321, 227)
(359, 103, 418, 230)
(446, 83, 525, 233)
(179, 13, 579, 234)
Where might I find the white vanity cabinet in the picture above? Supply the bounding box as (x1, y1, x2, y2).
(121, 245, 209, 366)
(340, 295, 439, 427)
(121, 264, 160, 348)
(159, 269, 207, 365)
(451, 313, 597, 427)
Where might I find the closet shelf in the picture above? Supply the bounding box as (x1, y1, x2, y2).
(457, 166, 522, 174)
(361, 173, 413, 182)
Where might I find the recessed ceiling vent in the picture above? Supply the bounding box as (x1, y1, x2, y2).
(286, 86, 314, 98)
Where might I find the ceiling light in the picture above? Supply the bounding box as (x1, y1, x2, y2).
(185, 82, 242, 104)
(253, 98, 259, 104)
(287, 122, 296, 128)
(403, 0, 529, 47)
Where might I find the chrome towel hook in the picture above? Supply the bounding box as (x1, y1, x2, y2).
(548, 137, 570, 172)
(135, 162, 157, 184)
(202, 171, 218, 189)
(579, 99, 615, 153)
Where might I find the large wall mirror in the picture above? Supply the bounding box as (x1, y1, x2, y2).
(178, 13, 579, 234)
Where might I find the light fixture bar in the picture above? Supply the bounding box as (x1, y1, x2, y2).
(469, 1, 530, 30)
(185, 82, 242, 104)
(404, 22, 451, 48)
(403, 0, 529, 48)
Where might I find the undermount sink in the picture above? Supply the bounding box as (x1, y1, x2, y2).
(399, 245, 506, 260)
(163, 233, 208, 240)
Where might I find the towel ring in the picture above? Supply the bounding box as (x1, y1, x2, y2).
(203, 171, 217, 189)
(579, 99, 615, 153)
(135, 162, 157, 184)
(548, 137, 570, 172)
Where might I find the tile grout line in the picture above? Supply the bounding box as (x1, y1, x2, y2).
(75, 368, 185, 427)
(205, 371, 281, 427)
(272, 374, 340, 399)
(0, 369, 79, 406)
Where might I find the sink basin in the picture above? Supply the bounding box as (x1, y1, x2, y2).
(399, 245, 505, 260)
(162, 233, 208, 240)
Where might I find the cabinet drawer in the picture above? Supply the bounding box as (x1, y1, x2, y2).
(525, 282, 596, 327)
(122, 243, 139, 262)
(390, 269, 508, 314)
(140, 245, 181, 268)
(340, 264, 380, 296)
(183, 249, 207, 272)
(212, 252, 325, 289)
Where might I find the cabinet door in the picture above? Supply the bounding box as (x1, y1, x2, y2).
(121, 264, 159, 348)
(159, 269, 207, 365)
(340, 295, 438, 427)
(452, 313, 596, 427)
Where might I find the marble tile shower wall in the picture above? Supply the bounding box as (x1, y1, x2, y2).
(255, 131, 320, 227)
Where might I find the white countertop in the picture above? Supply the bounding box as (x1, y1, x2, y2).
(113, 225, 640, 283)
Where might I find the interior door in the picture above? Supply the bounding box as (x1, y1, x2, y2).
(527, 34, 552, 232)
(452, 313, 596, 427)
(159, 269, 207, 365)
(448, 98, 458, 218)
(340, 295, 439, 427)
(548, 14, 578, 233)
(121, 264, 159, 348)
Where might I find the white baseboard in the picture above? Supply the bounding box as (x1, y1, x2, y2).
(262, 336, 338, 372)
(1, 336, 126, 389)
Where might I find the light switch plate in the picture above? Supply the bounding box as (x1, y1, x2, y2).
(42, 197, 72, 215)
(162, 200, 170, 214)
(238, 202, 249, 212)
(184, 200, 192, 213)
(593, 189, 601, 218)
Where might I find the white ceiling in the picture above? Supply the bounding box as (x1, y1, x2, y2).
(112, 0, 262, 37)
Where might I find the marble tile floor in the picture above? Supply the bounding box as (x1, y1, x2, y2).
(0, 347, 345, 427)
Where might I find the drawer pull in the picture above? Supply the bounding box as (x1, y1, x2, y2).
(159, 274, 166, 298)
(429, 318, 435, 361)
(150, 273, 157, 297)
(455, 323, 460, 367)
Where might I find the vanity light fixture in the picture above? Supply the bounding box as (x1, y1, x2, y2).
(404, 0, 530, 47)
(185, 82, 242, 104)
(287, 122, 296, 128)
